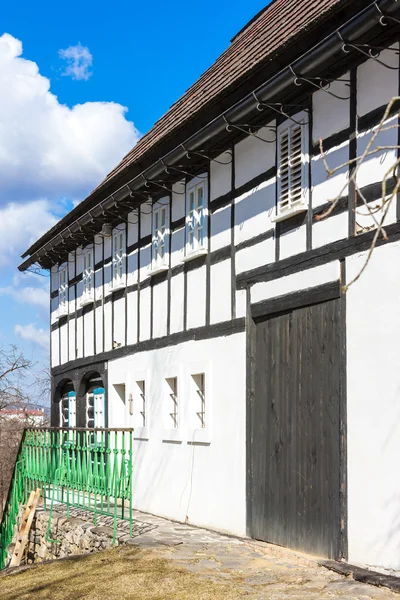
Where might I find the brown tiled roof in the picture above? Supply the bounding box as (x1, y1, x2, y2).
(100, 0, 347, 188)
(22, 0, 354, 260)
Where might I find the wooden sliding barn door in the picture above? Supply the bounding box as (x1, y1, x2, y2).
(248, 297, 342, 559)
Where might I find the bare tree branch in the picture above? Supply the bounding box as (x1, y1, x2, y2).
(319, 97, 400, 289)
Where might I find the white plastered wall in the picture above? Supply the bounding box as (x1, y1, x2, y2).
(107, 331, 246, 536)
(126, 290, 138, 345)
(51, 328, 59, 367)
(356, 49, 398, 231)
(170, 273, 184, 333)
(250, 261, 340, 305)
(186, 266, 206, 329)
(312, 76, 349, 247)
(113, 296, 125, 348)
(346, 241, 400, 572)
(234, 123, 275, 189)
(234, 171, 276, 246)
(153, 281, 168, 339)
(210, 205, 231, 252)
(210, 151, 231, 201)
(139, 286, 151, 341)
(59, 323, 68, 365)
(210, 260, 231, 324)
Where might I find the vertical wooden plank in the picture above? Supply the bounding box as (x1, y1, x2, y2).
(283, 312, 290, 549)
(230, 144, 236, 320)
(289, 308, 298, 550)
(348, 67, 357, 237)
(250, 295, 342, 558)
(246, 286, 256, 537)
(339, 260, 348, 559)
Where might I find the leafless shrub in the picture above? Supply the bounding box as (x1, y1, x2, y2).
(318, 96, 400, 290)
(0, 346, 49, 517)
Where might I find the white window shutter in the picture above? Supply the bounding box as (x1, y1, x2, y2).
(94, 388, 106, 428)
(185, 178, 207, 255)
(277, 119, 307, 216)
(68, 392, 76, 428)
(289, 125, 303, 205)
(279, 130, 290, 209)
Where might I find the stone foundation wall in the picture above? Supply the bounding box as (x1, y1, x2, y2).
(9, 507, 127, 565)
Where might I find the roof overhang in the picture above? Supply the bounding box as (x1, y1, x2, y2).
(19, 0, 400, 272)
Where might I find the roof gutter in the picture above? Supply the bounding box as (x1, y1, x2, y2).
(19, 0, 400, 271)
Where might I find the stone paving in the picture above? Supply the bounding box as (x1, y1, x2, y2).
(109, 509, 398, 599)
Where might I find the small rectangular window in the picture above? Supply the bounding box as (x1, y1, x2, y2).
(112, 228, 126, 287)
(276, 117, 309, 220)
(152, 202, 169, 270)
(192, 373, 205, 429)
(137, 380, 146, 427)
(166, 377, 178, 428)
(186, 178, 207, 256)
(59, 265, 68, 314)
(82, 248, 93, 303)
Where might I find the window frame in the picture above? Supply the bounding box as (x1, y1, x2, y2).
(132, 372, 149, 441)
(163, 369, 182, 442)
(81, 247, 94, 305)
(68, 392, 77, 428)
(192, 373, 206, 429)
(274, 113, 309, 222)
(184, 175, 208, 259)
(85, 390, 105, 429)
(151, 200, 170, 273)
(58, 264, 68, 317)
(187, 361, 211, 444)
(112, 226, 126, 289)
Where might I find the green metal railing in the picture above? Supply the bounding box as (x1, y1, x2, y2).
(0, 428, 134, 570)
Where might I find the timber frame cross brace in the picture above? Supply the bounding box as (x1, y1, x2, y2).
(10, 488, 41, 568)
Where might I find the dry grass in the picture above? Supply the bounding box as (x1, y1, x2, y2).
(0, 546, 242, 600)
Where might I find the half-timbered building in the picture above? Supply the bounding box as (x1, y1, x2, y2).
(20, 0, 400, 572)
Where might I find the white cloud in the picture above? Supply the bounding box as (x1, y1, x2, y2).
(59, 43, 93, 81)
(0, 200, 57, 267)
(0, 285, 48, 311)
(15, 323, 49, 350)
(0, 33, 140, 203)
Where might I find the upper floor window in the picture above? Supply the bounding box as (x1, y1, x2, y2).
(112, 227, 126, 288)
(185, 177, 208, 257)
(152, 202, 169, 271)
(82, 248, 94, 304)
(59, 265, 68, 315)
(275, 116, 309, 221)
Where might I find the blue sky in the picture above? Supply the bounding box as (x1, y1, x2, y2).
(0, 0, 267, 380)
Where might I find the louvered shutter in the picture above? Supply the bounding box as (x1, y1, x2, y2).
(279, 130, 290, 209)
(289, 125, 303, 205)
(278, 123, 305, 213)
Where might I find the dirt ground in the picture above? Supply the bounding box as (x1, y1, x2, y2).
(0, 508, 398, 600)
(0, 547, 241, 600)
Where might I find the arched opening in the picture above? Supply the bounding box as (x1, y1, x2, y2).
(54, 379, 76, 428)
(79, 372, 106, 429)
